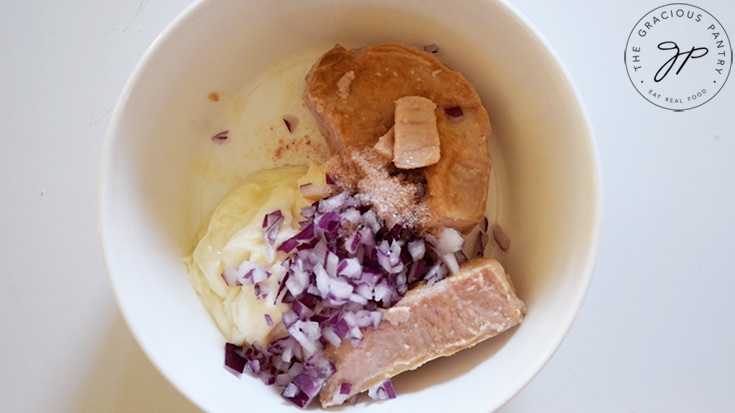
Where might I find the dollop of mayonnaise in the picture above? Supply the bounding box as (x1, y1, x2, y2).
(184, 163, 326, 346)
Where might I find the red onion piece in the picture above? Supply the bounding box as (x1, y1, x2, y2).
(293, 373, 321, 398)
(282, 382, 310, 408)
(322, 326, 342, 347)
(433, 227, 464, 256)
(338, 257, 362, 278)
(445, 106, 463, 118)
(283, 115, 298, 133)
(441, 253, 460, 274)
(262, 210, 285, 253)
(423, 43, 440, 53)
(224, 343, 246, 376)
(277, 238, 299, 254)
(407, 239, 426, 261)
(368, 380, 397, 400)
(492, 223, 511, 251)
(328, 382, 354, 406)
(221, 261, 269, 286)
(220, 267, 240, 286)
(211, 130, 228, 142)
(300, 183, 333, 198)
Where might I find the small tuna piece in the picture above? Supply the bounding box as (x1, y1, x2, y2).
(336, 70, 355, 100)
(373, 126, 395, 160)
(392, 96, 441, 169)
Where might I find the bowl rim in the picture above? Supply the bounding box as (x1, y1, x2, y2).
(97, 0, 603, 411)
(485, 0, 603, 409)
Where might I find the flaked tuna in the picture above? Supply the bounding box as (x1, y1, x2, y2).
(319, 258, 525, 406)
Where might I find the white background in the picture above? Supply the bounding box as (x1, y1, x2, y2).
(1, 0, 733, 411)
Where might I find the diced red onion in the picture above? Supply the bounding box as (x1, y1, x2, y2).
(354, 310, 381, 329)
(492, 223, 511, 251)
(276, 373, 291, 387)
(220, 267, 240, 286)
(433, 227, 464, 256)
(318, 191, 350, 213)
(348, 292, 368, 305)
(282, 382, 310, 408)
(282, 382, 298, 398)
(361, 209, 381, 233)
(287, 359, 304, 376)
(471, 230, 488, 258)
(282, 310, 298, 327)
(256, 284, 269, 300)
(328, 277, 354, 304)
(229, 190, 466, 407)
(304, 351, 335, 381)
(300, 183, 333, 198)
(338, 257, 362, 278)
(260, 372, 276, 385)
(329, 382, 354, 406)
(332, 317, 350, 338)
(293, 373, 321, 398)
(264, 314, 273, 327)
(322, 326, 342, 347)
(286, 265, 309, 296)
(368, 380, 397, 400)
(262, 209, 284, 247)
(211, 130, 228, 142)
(325, 251, 339, 277)
(277, 238, 299, 254)
(314, 265, 330, 298)
(423, 43, 440, 53)
(221, 261, 269, 286)
(288, 321, 322, 358)
(252, 266, 269, 283)
(283, 115, 298, 133)
(445, 106, 463, 118)
(224, 343, 246, 376)
(384, 381, 397, 399)
(441, 252, 460, 275)
(407, 239, 426, 261)
(291, 300, 314, 319)
(300, 205, 316, 219)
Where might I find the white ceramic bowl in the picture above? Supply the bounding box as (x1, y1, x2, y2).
(98, 0, 602, 411)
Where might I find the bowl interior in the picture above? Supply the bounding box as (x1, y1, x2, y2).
(99, 0, 600, 411)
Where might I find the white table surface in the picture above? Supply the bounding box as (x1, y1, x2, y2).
(2, 0, 733, 411)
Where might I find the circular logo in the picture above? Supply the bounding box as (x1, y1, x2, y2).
(625, 3, 733, 111)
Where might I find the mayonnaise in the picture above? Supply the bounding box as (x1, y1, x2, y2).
(184, 163, 326, 346)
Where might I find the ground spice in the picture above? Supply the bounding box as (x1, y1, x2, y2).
(326, 148, 429, 229)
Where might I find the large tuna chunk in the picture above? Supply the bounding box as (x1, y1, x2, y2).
(303, 43, 492, 232)
(318, 258, 526, 407)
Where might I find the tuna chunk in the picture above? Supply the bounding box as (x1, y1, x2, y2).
(393, 96, 441, 169)
(426, 106, 492, 231)
(318, 258, 526, 407)
(303, 44, 492, 232)
(373, 126, 394, 160)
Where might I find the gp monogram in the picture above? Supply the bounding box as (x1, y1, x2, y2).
(625, 3, 732, 111)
